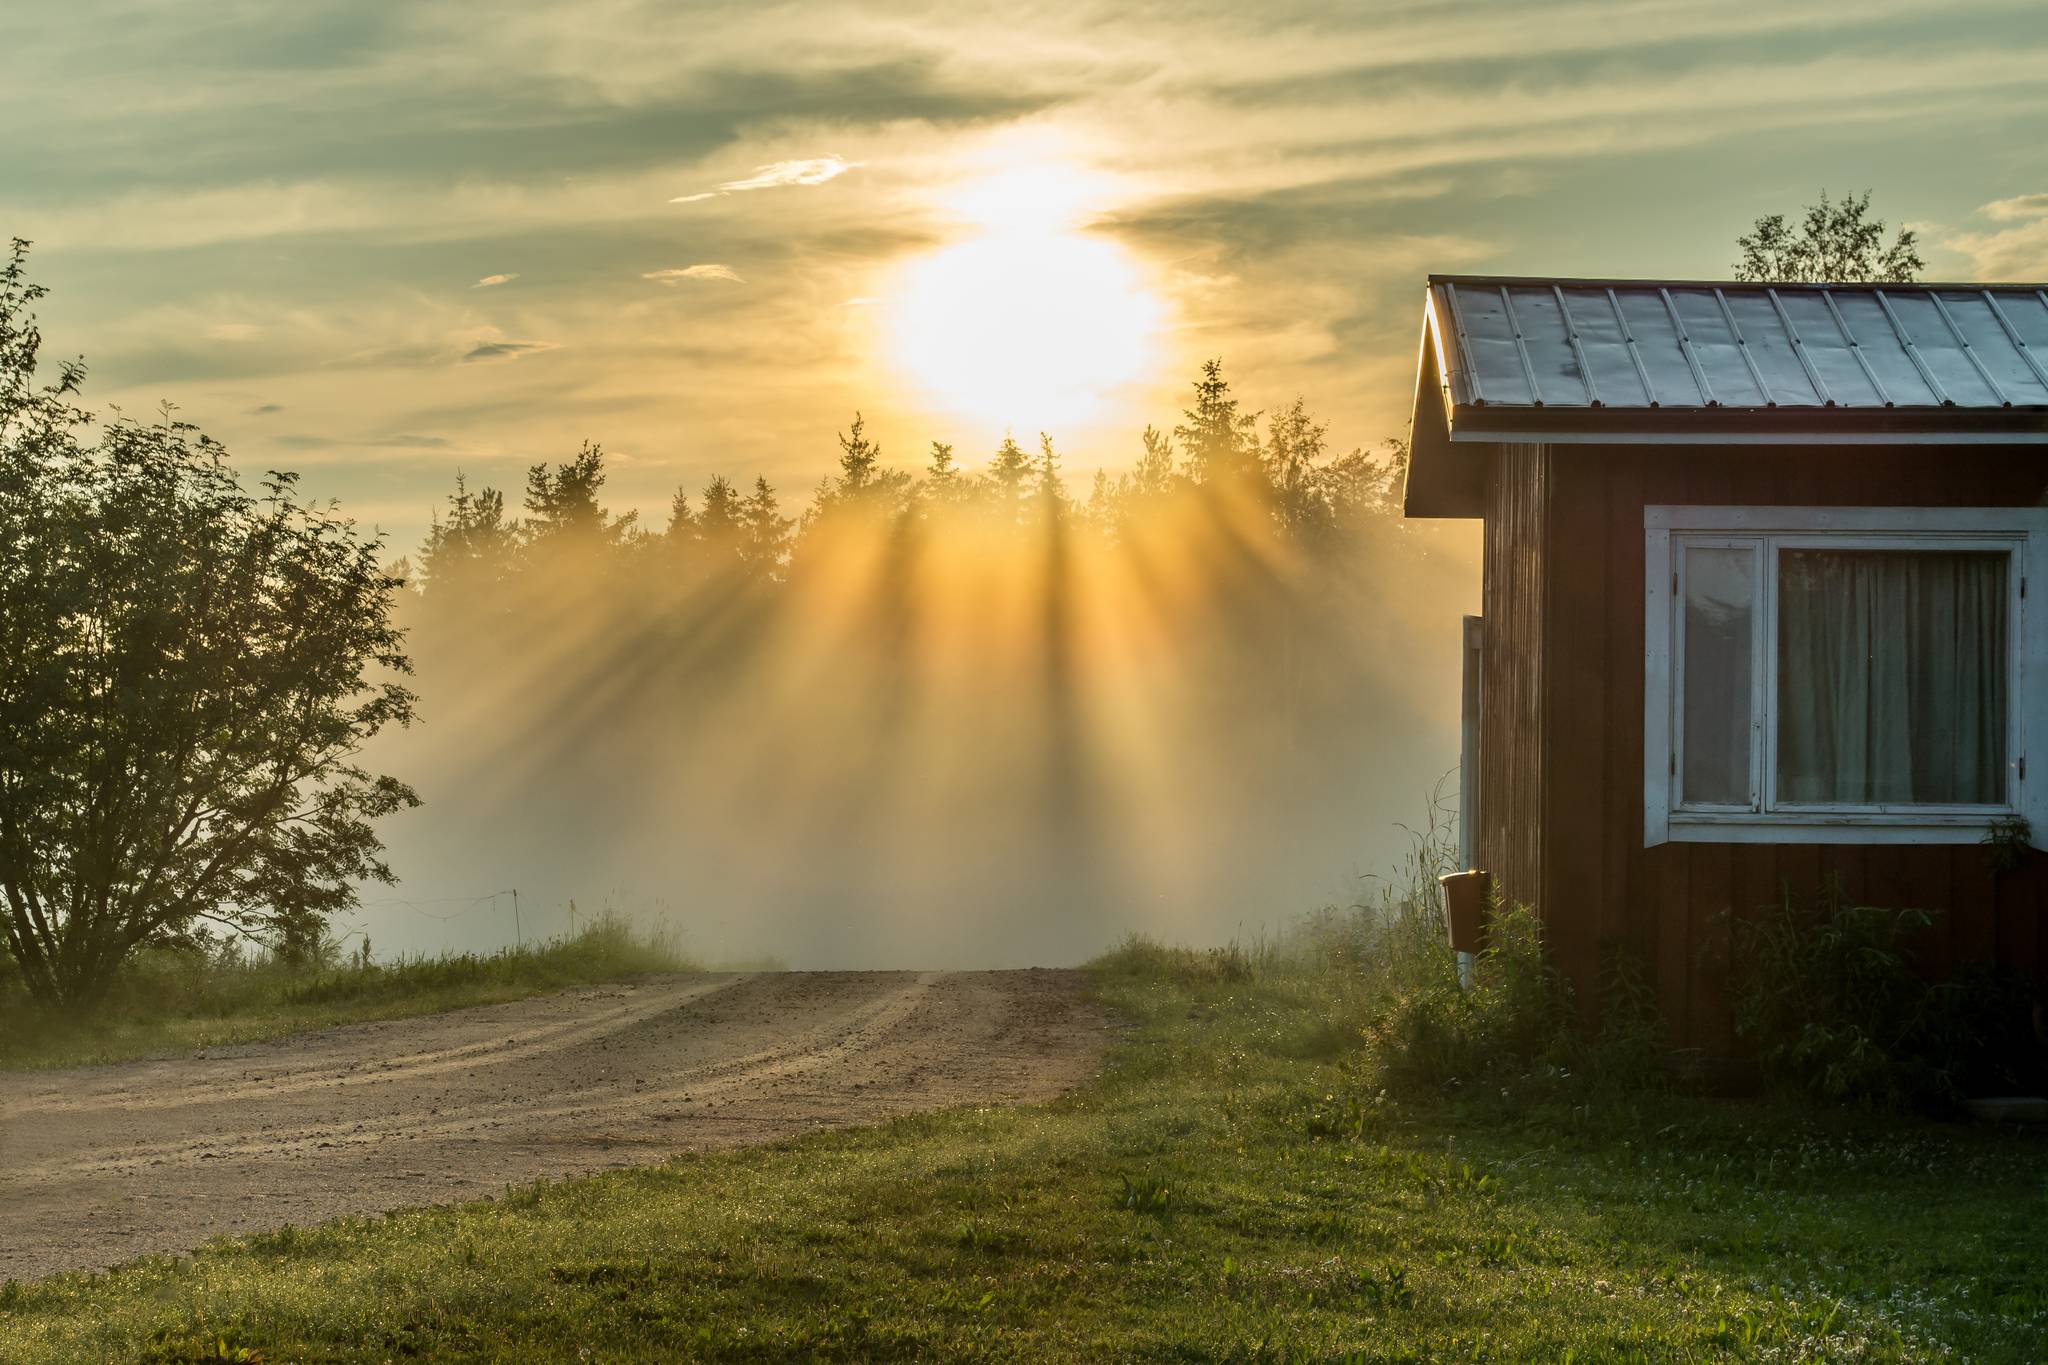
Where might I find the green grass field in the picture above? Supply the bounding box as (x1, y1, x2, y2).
(0, 917, 698, 1071)
(3, 941, 2042, 1362)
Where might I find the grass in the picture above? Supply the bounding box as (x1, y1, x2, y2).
(3, 933, 2043, 1362)
(0, 916, 698, 1070)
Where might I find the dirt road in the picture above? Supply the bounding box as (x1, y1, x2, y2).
(0, 969, 1116, 1281)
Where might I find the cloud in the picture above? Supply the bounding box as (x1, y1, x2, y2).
(669, 156, 860, 204)
(1979, 193, 2048, 222)
(1949, 220, 2048, 281)
(1946, 192, 2048, 279)
(461, 339, 556, 362)
(472, 272, 519, 288)
(840, 296, 882, 307)
(246, 402, 284, 415)
(275, 431, 450, 452)
(643, 264, 744, 284)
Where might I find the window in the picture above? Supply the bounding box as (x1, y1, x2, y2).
(1644, 506, 2048, 846)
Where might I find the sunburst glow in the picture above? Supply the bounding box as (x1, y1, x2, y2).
(888, 166, 1164, 433)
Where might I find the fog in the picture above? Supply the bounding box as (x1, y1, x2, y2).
(353, 400, 1478, 968)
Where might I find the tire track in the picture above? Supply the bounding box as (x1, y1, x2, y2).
(0, 969, 1115, 1281)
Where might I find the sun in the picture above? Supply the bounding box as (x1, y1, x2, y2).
(886, 167, 1164, 435)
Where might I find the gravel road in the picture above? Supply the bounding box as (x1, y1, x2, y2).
(0, 969, 1116, 1281)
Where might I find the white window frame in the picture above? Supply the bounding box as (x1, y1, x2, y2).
(1644, 505, 2048, 847)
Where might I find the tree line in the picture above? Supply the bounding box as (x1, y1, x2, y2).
(413, 358, 1408, 601)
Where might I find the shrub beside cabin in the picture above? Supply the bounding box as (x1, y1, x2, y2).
(1403, 275, 2048, 1052)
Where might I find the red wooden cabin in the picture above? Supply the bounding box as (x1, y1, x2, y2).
(1403, 274, 2048, 1050)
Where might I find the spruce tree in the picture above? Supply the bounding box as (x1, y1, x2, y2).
(986, 433, 1032, 526)
(1034, 432, 1067, 524)
(740, 476, 794, 580)
(698, 474, 744, 568)
(1175, 359, 1263, 488)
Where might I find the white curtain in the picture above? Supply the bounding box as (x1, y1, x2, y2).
(1777, 549, 2007, 805)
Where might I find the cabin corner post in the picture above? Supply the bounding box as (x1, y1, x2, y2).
(1458, 614, 1484, 872)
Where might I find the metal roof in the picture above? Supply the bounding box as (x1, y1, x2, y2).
(1403, 274, 2048, 517)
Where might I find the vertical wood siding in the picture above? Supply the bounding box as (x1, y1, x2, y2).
(1478, 444, 1548, 908)
(1525, 443, 2048, 1050)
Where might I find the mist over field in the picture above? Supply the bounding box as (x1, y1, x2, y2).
(357, 396, 1477, 967)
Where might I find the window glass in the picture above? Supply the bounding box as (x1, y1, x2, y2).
(1777, 549, 2008, 804)
(1681, 546, 1755, 805)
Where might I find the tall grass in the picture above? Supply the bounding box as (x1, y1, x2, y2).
(0, 914, 698, 1070)
(1096, 794, 1667, 1106)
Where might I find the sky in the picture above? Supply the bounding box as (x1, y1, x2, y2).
(7, 0, 2048, 552)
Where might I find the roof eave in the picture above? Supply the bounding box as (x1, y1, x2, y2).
(1402, 297, 1487, 518)
(1449, 405, 2048, 444)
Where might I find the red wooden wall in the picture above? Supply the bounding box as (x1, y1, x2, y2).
(1477, 442, 1548, 907)
(1475, 441, 2048, 1051)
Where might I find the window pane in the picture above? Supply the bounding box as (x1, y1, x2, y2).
(1777, 550, 2008, 805)
(1682, 546, 1755, 805)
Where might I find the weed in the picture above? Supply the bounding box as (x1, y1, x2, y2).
(1118, 1172, 1174, 1216)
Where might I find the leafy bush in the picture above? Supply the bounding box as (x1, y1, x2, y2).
(1731, 882, 2048, 1109)
(1358, 904, 1572, 1097)
(1573, 941, 1670, 1096)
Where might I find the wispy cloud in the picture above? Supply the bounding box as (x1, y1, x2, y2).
(1947, 192, 2048, 280)
(1980, 192, 2048, 222)
(472, 272, 519, 288)
(643, 264, 744, 285)
(461, 339, 556, 362)
(246, 402, 284, 416)
(276, 432, 451, 452)
(670, 156, 860, 204)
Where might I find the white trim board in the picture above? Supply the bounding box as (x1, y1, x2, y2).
(1667, 821, 2012, 846)
(1453, 429, 2048, 447)
(1646, 506, 2048, 534)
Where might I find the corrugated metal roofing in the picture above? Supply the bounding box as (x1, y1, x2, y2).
(1434, 276, 2048, 412)
(1404, 274, 2048, 518)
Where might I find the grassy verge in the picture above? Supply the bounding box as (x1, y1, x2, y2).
(0, 917, 697, 1070)
(3, 943, 2042, 1361)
